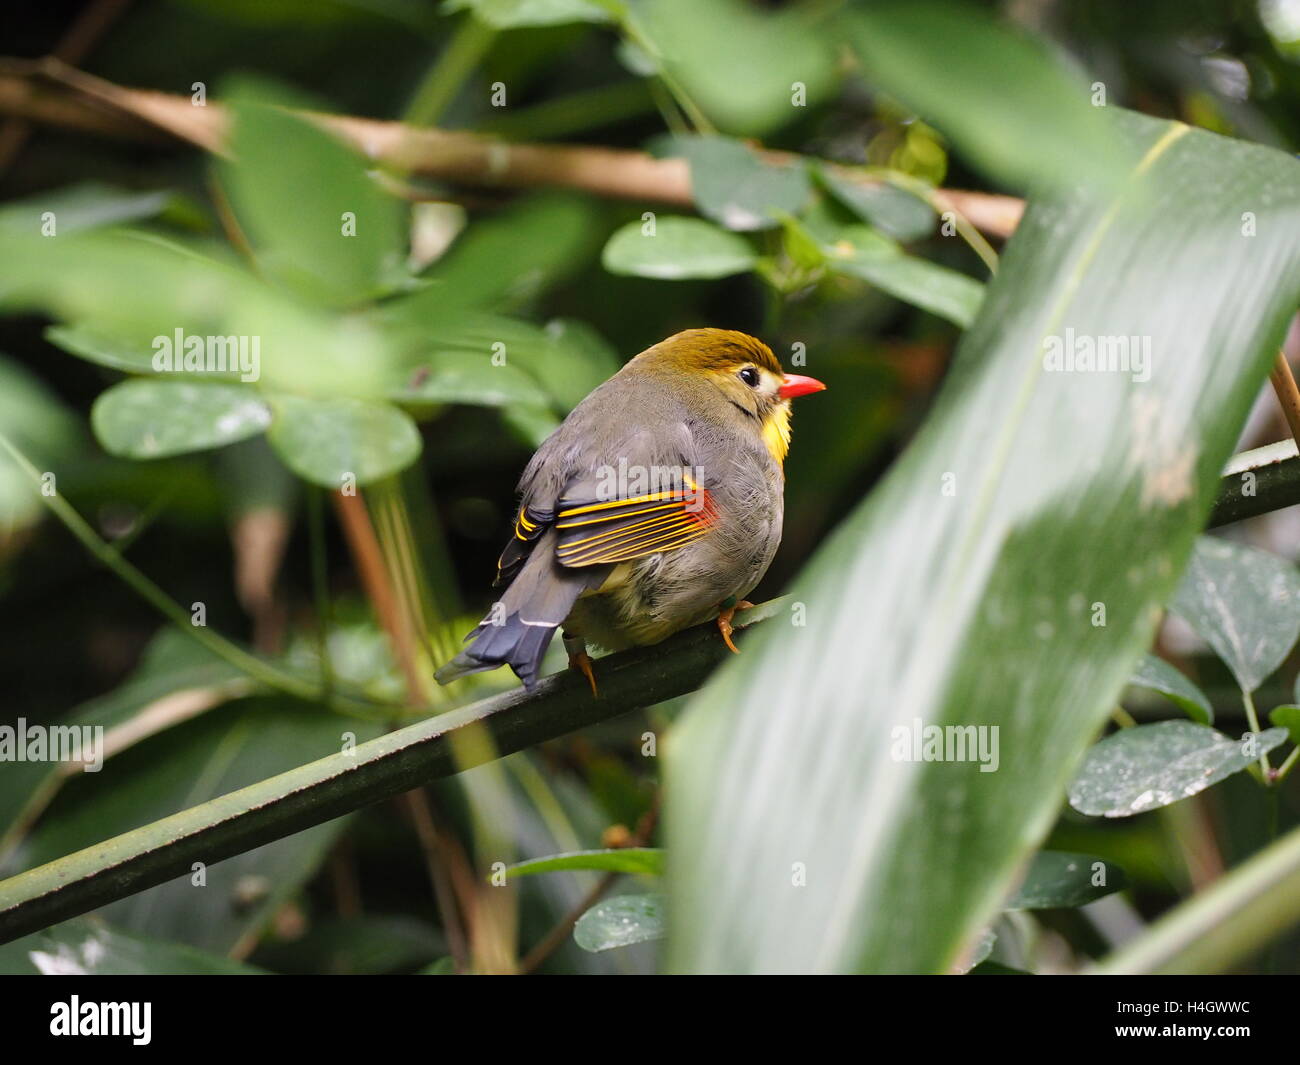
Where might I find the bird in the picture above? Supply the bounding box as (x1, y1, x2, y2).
(434, 328, 826, 694)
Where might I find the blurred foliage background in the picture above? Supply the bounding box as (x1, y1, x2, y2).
(1, 0, 1300, 974)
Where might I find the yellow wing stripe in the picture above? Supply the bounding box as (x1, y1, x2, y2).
(556, 491, 689, 518)
(561, 526, 710, 565)
(557, 511, 690, 553)
(555, 501, 684, 529)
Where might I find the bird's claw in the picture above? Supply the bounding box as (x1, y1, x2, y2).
(716, 599, 754, 654)
(564, 632, 598, 696)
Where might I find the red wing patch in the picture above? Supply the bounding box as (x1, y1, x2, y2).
(553, 484, 717, 567)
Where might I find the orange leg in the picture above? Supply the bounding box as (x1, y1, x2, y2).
(716, 599, 755, 654)
(563, 631, 598, 697)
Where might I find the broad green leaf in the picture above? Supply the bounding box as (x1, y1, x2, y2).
(267, 395, 422, 488)
(826, 239, 985, 327)
(221, 81, 407, 306)
(0, 183, 178, 236)
(602, 216, 756, 279)
(842, 1, 1129, 193)
(1171, 536, 1300, 693)
(46, 324, 184, 376)
(671, 135, 812, 232)
(92, 380, 272, 459)
(954, 928, 996, 973)
(818, 169, 936, 243)
(411, 194, 601, 310)
(1005, 851, 1128, 909)
(574, 893, 666, 952)
(0, 629, 250, 860)
(501, 404, 562, 447)
(1128, 653, 1213, 725)
(536, 319, 621, 409)
(0, 354, 81, 530)
(0, 229, 399, 399)
(637, 0, 840, 137)
(666, 112, 1300, 974)
(505, 848, 664, 878)
(12, 697, 382, 953)
(0, 918, 265, 975)
(1269, 705, 1300, 745)
(443, 0, 613, 27)
(1068, 721, 1287, 818)
(392, 353, 549, 408)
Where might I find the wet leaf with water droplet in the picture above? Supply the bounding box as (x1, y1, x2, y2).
(1068, 721, 1287, 818)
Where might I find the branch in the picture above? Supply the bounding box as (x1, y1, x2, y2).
(1207, 441, 1300, 528)
(0, 60, 1023, 238)
(0, 599, 784, 945)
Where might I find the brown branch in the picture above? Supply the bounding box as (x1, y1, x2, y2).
(0, 60, 1024, 238)
(1268, 351, 1300, 450)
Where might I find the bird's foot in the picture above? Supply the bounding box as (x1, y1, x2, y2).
(716, 598, 755, 654)
(563, 631, 598, 697)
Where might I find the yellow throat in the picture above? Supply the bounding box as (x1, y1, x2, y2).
(761, 403, 792, 466)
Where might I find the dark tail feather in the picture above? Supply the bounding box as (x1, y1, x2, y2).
(435, 532, 606, 690)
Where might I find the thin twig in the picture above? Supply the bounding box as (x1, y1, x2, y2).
(1268, 351, 1300, 449)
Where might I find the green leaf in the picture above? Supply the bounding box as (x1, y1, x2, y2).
(671, 135, 812, 232)
(443, 0, 613, 27)
(818, 170, 936, 243)
(2, 230, 401, 400)
(0, 918, 265, 975)
(536, 318, 622, 409)
(665, 112, 1300, 973)
(413, 193, 600, 309)
(574, 893, 666, 952)
(1068, 721, 1288, 818)
(1170, 536, 1300, 693)
(955, 928, 996, 973)
(505, 848, 664, 878)
(221, 80, 407, 306)
(826, 238, 985, 327)
(12, 697, 382, 953)
(500, 404, 562, 447)
(0, 354, 81, 529)
(91, 380, 272, 459)
(0, 183, 178, 236)
(638, 0, 840, 137)
(46, 324, 183, 376)
(602, 216, 756, 279)
(1269, 705, 1300, 746)
(0, 629, 250, 860)
(842, 1, 1129, 193)
(392, 353, 549, 408)
(1128, 654, 1213, 725)
(267, 395, 422, 488)
(1005, 851, 1128, 909)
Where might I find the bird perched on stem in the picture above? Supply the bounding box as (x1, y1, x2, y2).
(435, 328, 825, 694)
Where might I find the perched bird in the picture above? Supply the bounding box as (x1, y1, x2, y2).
(435, 328, 825, 693)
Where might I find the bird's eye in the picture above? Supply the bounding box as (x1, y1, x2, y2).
(738, 367, 760, 388)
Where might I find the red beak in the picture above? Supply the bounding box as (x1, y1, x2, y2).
(778, 374, 827, 399)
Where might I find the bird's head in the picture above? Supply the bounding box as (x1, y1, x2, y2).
(637, 328, 826, 464)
